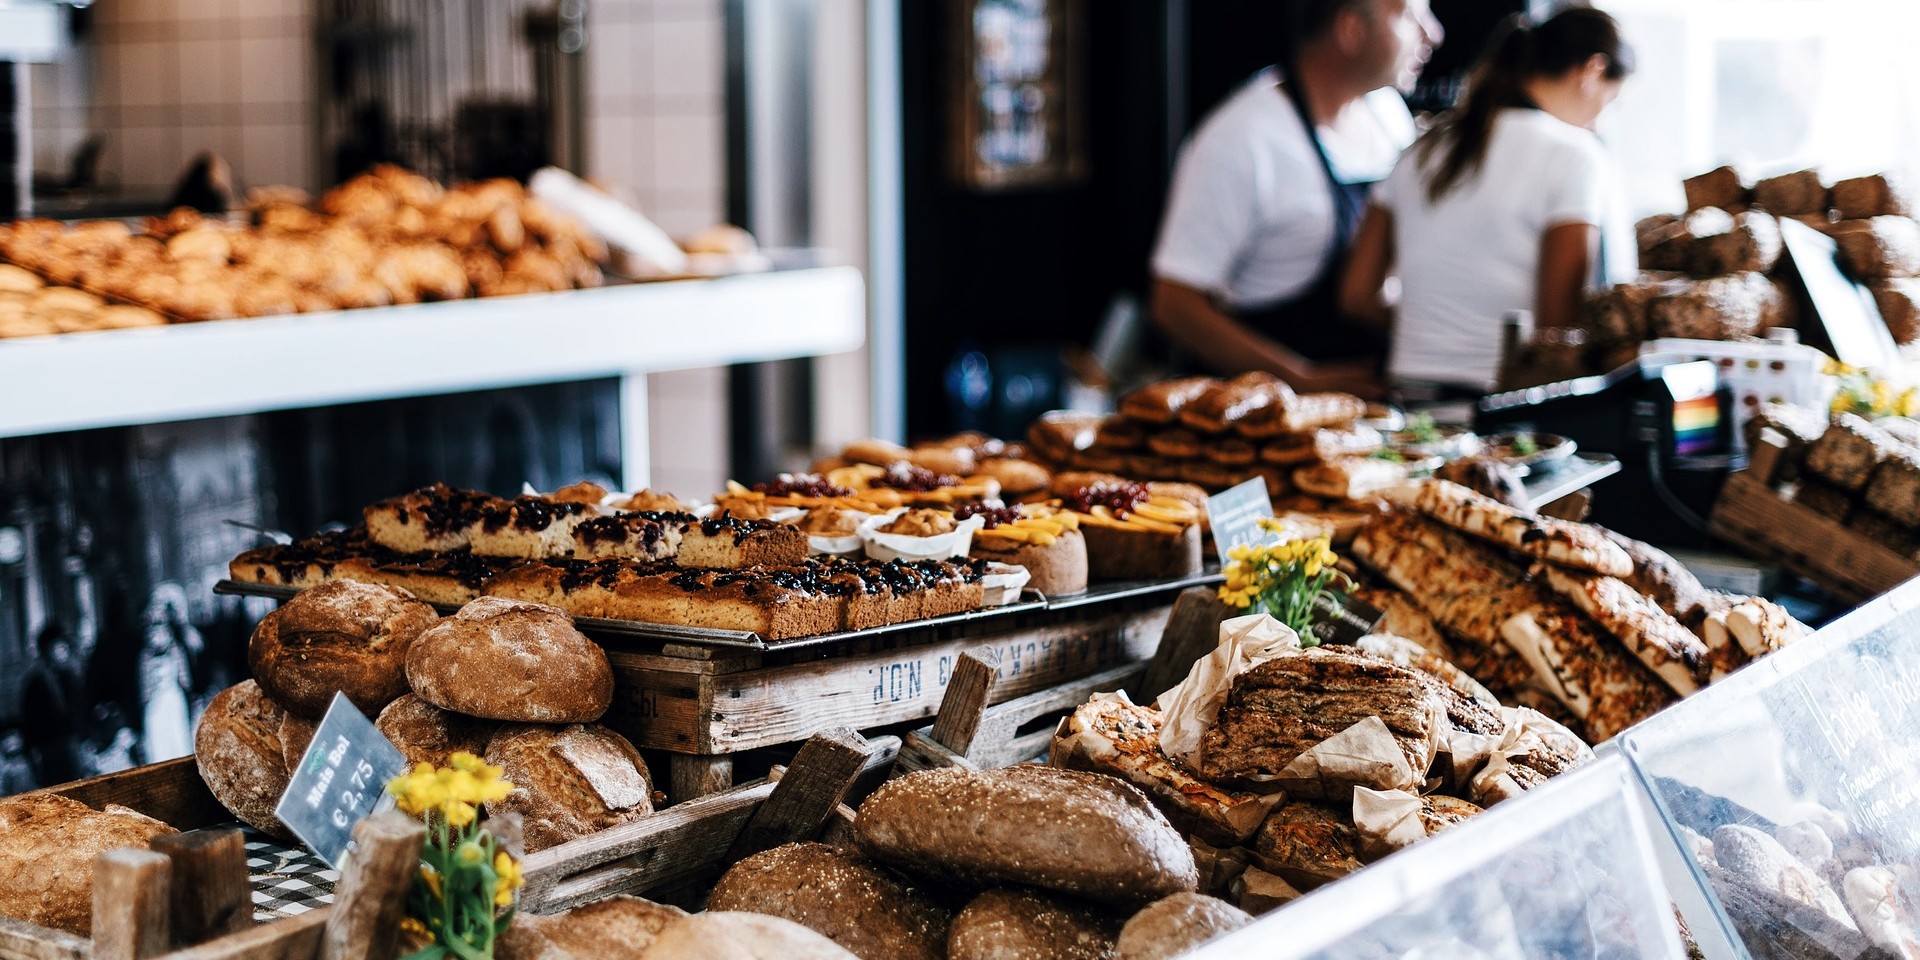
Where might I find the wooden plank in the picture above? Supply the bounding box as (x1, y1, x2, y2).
(320, 812, 424, 960)
(725, 728, 872, 862)
(1138, 587, 1234, 704)
(154, 908, 329, 960)
(0, 915, 89, 960)
(151, 830, 251, 947)
(966, 663, 1145, 769)
(46, 758, 227, 832)
(668, 755, 735, 805)
(1750, 428, 1788, 486)
(606, 603, 1168, 753)
(1710, 472, 1920, 603)
(892, 731, 978, 778)
(927, 651, 999, 755)
(92, 849, 171, 960)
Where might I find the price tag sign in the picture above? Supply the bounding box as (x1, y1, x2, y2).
(1308, 591, 1387, 647)
(275, 693, 409, 868)
(1205, 477, 1276, 567)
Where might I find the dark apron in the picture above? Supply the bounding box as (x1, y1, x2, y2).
(1234, 78, 1387, 364)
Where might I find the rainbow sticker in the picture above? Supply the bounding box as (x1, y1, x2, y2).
(1671, 394, 1720, 456)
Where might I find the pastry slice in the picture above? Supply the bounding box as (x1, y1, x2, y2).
(676, 513, 809, 569)
(1538, 565, 1710, 696)
(1412, 480, 1633, 576)
(1118, 377, 1219, 425)
(364, 484, 505, 553)
(357, 550, 523, 607)
(1292, 457, 1407, 501)
(468, 496, 596, 559)
(1064, 482, 1204, 582)
(1265, 392, 1367, 436)
(1179, 371, 1292, 434)
(964, 503, 1089, 597)
(1051, 696, 1274, 847)
(571, 512, 686, 561)
(228, 528, 379, 590)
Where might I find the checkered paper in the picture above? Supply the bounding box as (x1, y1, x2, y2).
(242, 827, 339, 921)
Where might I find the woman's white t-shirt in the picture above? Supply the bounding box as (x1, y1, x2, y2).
(1378, 108, 1635, 389)
(1152, 68, 1416, 311)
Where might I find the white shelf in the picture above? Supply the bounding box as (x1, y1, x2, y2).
(0, 266, 866, 439)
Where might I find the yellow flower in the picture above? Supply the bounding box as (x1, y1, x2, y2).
(1303, 559, 1321, 578)
(1228, 543, 1256, 563)
(444, 800, 478, 829)
(420, 866, 443, 901)
(449, 751, 485, 774)
(1899, 387, 1919, 418)
(493, 851, 524, 908)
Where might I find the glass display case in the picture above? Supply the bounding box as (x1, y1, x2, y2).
(1188, 755, 1689, 960)
(1620, 578, 1920, 959)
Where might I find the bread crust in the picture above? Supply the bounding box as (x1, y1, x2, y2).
(483, 724, 656, 852)
(1114, 893, 1252, 960)
(193, 680, 305, 837)
(855, 766, 1198, 906)
(376, 694, 499, 769)
(708, 842, 951, 960)
(1080, 523, 1202, 582)
(406, 597, 613, 723)
(947, 888, 1120, 960)
(0, 795, 177, 935)
(249, 579, 438, 718)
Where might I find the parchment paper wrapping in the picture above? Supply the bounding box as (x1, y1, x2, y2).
(1469, 706, 1596, 808)
(858, 510, 985, 561)
(1155, 614, 1302, 768)
(1272, 714, 1431, 801)
(1352, 786, 1428, 863)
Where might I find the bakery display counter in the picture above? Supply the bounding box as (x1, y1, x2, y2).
(1618, 574, 1920, 959)
(0, 265, 864, 486)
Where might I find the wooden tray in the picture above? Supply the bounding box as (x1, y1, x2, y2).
(1709, 471, 1920, 604)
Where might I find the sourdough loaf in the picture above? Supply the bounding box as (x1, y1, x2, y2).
(483, 723, 656, 852)
(406, 596, 613, 723)
(497, 894, 684, 960)
(375, 694, 499, 769)
(946, 888, 1121, 960)
(194, 680, 310, 836)
(249, 579, 438, 717)
(1114, 893, 1253, 960)
(648, 912, 861, 960)
(0, 795, 177, 935)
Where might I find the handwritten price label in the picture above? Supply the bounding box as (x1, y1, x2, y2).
(274, 693, 408, 867)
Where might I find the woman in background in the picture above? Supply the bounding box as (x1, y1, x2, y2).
(1340, 7, 1636, 393)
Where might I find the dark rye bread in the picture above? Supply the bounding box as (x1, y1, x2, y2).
(249, 579, 438, 718)
(483, 724, 656, 852)
(0, 795, 177, 936)
(947, 889, 1121, 960)
(375, 694, 499, 769)
(708, 842, 951, 960)
(193, 680, 309, 837)
(1198, 647, 1502, 791)
(406, 596, 613, 723)
(855, 766, 1198, 906)
(1114, 893, 1253, 960)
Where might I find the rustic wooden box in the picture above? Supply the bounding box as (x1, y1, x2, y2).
(1710, 471, 1920, 604)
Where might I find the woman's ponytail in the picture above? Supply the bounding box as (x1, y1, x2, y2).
(1417, 7, 1632, 203)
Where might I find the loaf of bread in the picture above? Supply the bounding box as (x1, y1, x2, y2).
(1832, 173, 1914, 220)
(946, 888, 1120, 960)
(856, 766, 1198, 906)
(1834, 217, 1920, 280)
(1792, 478, 1857, 523)
(194, 680, 311, 837)
(1119, 377, 1218, 425)
(406, 596, 612, 723)
(1742, 401, 1830, 482)
(1690, 211, 1782, 276)
(1079, 521, 1203, 582)
(1050, 696, 1274, 846)
(1584, 281, 1665, 344)
(249, 579, 438, 718)
(1648, 272, 1776, 340)
(969, 527, 1088, 596)
(375, 694, 499, 769)
(648, 912, 862, 960)
(708, 842, 951, 960)
(1871, 279, 1920, 344)
(1248, 802, 1361, 891)
(483, 723, 656, 852)
(1026, 411, 1102, 463)
(1863, 449, 1920, 527)
(0, 795, 177, 935)
(1753, 170, 1828, 217)
(1684, 166, 1750, 213)
(1114, 893, 1253, 960)
(1805, 414, 1896, 493)
(497, 894, 685, 960)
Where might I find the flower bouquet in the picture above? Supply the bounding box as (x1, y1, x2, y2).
(387, 753, 523, 960)
(1217, 518, 1346, 644)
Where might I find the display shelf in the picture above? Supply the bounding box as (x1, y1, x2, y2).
(0, 266, 865, 440)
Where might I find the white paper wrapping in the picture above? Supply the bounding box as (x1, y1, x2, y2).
(857, 510, 985, 561)
(1154, 614, 1303, 768)
(1352, 786, 1429, 862)
(979, 562, 1032, 606)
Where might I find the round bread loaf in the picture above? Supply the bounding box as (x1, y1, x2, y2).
(647, 912, 861, 960)
(483, 724, 656, 852)
(496, 894, 685, 960)
(0, 795, 177, 935)
(250, 579, 438, 718)
(855, 766, 1198, 906)
(708, 842, 950, 960)
(947, 888, 1120, 960)
(1114, 893, 1253, 960)
(376, 694, 500, 769)
(406, 596, 612, 722)
(194, 680, 310, 837)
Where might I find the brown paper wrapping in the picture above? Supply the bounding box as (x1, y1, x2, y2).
(1155, 614, 1303, 768)
(1271, 714, 1434, 801)
(1351, 787, 1428, 862)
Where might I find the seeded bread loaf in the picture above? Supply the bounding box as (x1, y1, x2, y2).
(406, 596, 613, 723)
(708, 842, 951, 960)
(496, 894, 684, 960)
(1114, 893, 1253, 960)
(0, 795, 177, 935)
(249, 579, 438, 718)
(947, 889, 1121, 960)
(855, 766, 1198, 906)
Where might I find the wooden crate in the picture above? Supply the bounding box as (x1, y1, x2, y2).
(1710, 471, 1920, 604)
(601, 592, 1173, 800)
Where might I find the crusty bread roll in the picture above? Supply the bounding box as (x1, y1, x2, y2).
(947, 888, 1121, 960)
(648, 912, 861, 960)
(1114, 893, 1253, 960)
(376, 694, 499, 769)
(709, 842, 951, 960)
(855, 766, 1199, 907)
(0, 795, 177, 935)
(497, 894, 685, 960)
(406, 596, 612, 723)
(483, 724, 657, 852)
(250, 579, 438, 718)
(194, 680, 310, 837)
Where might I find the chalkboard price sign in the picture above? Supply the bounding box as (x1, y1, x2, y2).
(274, 693, 409, 867)
(1205, 478, 1277, 567)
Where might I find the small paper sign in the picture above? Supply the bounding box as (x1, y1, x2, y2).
(1308, 591, 1387, 647)
(1206, 477, 1277, 566)
(275, 693, 409, 868)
